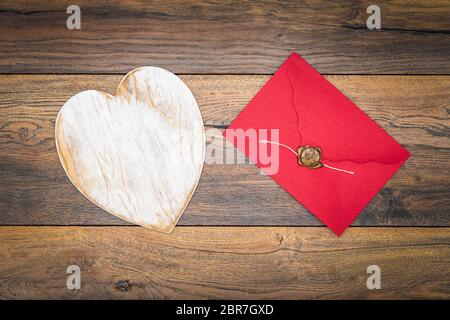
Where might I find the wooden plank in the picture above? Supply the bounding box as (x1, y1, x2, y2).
(0, 75, 449, 226)
(0, 0, 449, 74)
(0, 226, 448, 299)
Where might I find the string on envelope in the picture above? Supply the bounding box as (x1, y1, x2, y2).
(259, 140, 355, 175)
(259, 67, 354, 175)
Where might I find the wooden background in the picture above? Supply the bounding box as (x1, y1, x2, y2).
(0, 0, 449, 299)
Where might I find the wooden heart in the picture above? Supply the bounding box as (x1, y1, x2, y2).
(55, 67, 205, 233)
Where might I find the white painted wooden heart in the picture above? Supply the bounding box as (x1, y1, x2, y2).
(55, 67, 205, 233)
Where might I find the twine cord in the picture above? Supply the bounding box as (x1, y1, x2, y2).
(258, 140, 298, 157)
(259, 139, 355, 175)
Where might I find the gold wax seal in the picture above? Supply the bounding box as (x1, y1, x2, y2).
(297, 146, 323, 169)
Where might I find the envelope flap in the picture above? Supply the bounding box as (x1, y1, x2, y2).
(287, 53, 410, 165)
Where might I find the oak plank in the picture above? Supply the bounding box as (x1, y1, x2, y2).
(0, 226, 448, 299)
(0, 75, 449, 226)
(0, 0, 449, 74)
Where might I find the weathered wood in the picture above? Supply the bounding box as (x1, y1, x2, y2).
(0, 226, 448, 299)
(0, 0, 449, 74)
(0, 75, 449, 226)
(55, 67, 205, 232)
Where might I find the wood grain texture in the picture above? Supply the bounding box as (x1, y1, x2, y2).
(0, 226, 448, 299)
(0, 75, 449, 226)
(55, 67, 205, 232)
(0, 0, 449, 74)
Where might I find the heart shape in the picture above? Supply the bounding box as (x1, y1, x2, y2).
(55, 67, 205, 233)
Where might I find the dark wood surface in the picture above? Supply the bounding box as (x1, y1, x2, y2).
(0, 226, 448, 299)
(0, 0, 449, 300)
(0, 0, 449, 74)
(1, 75, 449, 226)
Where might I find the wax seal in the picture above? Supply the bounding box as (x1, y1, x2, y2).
(297, 146, 323, 169)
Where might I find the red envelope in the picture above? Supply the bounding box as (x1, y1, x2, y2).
(224, 52, 410, 236)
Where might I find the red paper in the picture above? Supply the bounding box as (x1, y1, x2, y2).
(224, 52, 410, 235)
